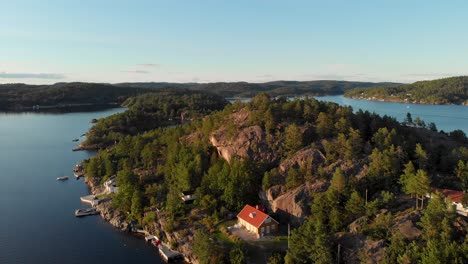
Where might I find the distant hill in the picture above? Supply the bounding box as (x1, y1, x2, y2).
(0, 82, 169, 111)
(117, 80, 399, 97)
(345, 76, 468, 105)
(0, 80, 397, 111)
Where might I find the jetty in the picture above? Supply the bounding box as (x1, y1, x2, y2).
(80, 195, 100, 206)
(142, 230, 183, 262)
(158, 242, 183, 262)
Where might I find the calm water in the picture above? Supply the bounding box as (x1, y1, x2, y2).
(0, 109, 164, 264)
(316, 95, 468, 134)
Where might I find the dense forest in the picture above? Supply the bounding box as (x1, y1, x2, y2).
(345, 76, 468, 105)
(84, 91, 228, 148)
(0, 82, 161, 111)
(82, 93, 468, 263)
(0, 80, 396, 111)
(117, 80, 398, 98)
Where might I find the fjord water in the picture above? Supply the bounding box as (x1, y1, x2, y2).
(0, 109, 163, 264)
(316, 95, 468, 134)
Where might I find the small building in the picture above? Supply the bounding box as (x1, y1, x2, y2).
(104, 175, 119, 194)
(237, 205, 279, 238)
(427, 187, 468, 216)
(180, 191, 197, 204)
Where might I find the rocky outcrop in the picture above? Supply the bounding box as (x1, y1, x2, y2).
(391, 210, 422, 239)
(210, 125, 278, 165)
(348, 216, 369, 234)
(278, 146, 326, 175)
(260, 180, 329, 226)
(335, 233, 386, 264)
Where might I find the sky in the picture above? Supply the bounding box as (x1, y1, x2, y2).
(1, 0, 468, 84)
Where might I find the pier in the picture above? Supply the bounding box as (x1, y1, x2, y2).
(80, 195, 100, 206)
(141, 229, 183, 262)
(158, 242, 183, 262)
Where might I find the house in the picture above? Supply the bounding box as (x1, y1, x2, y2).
(104, 175, 119, 194)
(237, 205, 279, 238)
(427, 188, 468, 216)
(180, 191, 197, 204)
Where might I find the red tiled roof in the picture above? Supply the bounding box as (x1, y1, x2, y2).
(432, 187, 464, 204)
(237, 205, 270, 228)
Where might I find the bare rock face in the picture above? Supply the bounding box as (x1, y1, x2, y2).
(335, 233, 386, 264)
(279, 146, 326, 175)
(210, 125, 278, 165)
(262, 180, 329, 226)
(325, 160, 368, 180)
(392, 210, 422, 239)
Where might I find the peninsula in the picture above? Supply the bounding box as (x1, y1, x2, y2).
(78, 91, 468, 263)
(344, 76, 468, 105)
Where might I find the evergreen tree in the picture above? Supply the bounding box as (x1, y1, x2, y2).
(285, 217, 333, 264)
(345, 191, 365, 217)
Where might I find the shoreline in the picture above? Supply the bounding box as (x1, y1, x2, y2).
(81, 175, 194, 263)
(344, 95, 468, 106)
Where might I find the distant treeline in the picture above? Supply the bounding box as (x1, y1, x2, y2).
(0, 80, 396, 111)
(345, 76, 468, 105)
(117, 80, 398, 98)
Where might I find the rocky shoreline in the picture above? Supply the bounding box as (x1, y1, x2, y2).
(82, 176, 197, 263)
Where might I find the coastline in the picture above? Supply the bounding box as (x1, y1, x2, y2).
(344, 95, 468, 106)
(82, 175, 197, 263)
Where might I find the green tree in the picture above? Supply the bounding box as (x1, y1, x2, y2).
(345, 191, 365, 217)
(284, 123, 303, 154)
(330, 168, 346, 193)
(193, 230, 224, 264)
(268, 250, 285, 264)
(455, 160, 468, 192)
(415, 143, 428, 169)
(405, 112, 413, 125)
(316, 112, 334, 138)
(428, 122, 438, 132)
(229, 244, 246, 264)
(130, 190, 144, 221)
(285, 217, 333, 264)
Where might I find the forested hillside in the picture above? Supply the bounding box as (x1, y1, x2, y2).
(345, 76, 468, 105)
(118, 80, 398, 98)
(0, 80, 396, 111)
(82, 93, 468, 263)
(84, 91, 228, 148)
(0, 82, 160, 111)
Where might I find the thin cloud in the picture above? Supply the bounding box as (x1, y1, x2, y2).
(121, 70, 149, 74)
(403, 73, 458, 78)
(136, 63, 161, 68)
(0, 72, 65, 79)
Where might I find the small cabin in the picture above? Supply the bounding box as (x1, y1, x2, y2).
(180, 191, 197, 204)
(104, 175, 119, 194)
(237, 205, 279, 238)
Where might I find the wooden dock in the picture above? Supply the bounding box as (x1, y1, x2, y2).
(158, 242, 183, 262)
(139, 229, 183, 262)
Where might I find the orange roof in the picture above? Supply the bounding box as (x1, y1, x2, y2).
(237, 205, 273, 228)
(432, 187, 464, 204)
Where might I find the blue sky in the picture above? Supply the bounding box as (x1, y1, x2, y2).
(1, 0, 467, 84)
